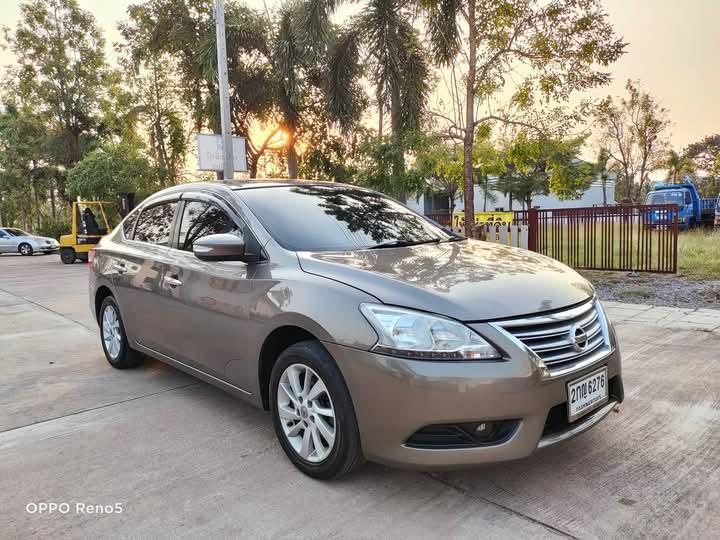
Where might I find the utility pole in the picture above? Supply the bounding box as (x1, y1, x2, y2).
(214, 0, 234, 180)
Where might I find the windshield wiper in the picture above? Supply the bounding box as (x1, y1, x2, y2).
(368, 239, 442, 250)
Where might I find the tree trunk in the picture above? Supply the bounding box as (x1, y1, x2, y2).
(287, 126, 298, 179)
(50, 182, 56, 219)
(462, 0, 477, 237)
(378, 98, 384, 137)
(390, 85, 406, 203)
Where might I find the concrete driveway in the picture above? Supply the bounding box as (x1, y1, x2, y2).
(1, 254, 719, 539)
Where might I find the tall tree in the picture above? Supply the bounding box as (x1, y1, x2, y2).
(0, 104, 53, 230)
(664, 149, 695, 184)
(419, 0, 625, 235)
(595, 80, 671, 201)
(325, 0, 430, 201)
(684, 134, 720, 175)
(6, 0, 110, 198)
(594, 147, 611, 206)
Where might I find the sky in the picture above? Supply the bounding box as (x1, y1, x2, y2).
(1, 0, 719, 153)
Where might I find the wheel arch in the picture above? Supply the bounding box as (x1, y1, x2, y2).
(94, 285, 114, 324)
(258, 325, 320, 410)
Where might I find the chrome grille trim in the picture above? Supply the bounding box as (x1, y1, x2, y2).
(492, 299, 611, 375)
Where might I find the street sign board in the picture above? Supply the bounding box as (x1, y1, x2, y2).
(197, 133, 247, 172)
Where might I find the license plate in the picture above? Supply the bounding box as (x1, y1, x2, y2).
(567, 367, 608, 422)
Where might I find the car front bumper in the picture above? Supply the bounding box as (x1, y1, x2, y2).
(326, 335, 622, 469)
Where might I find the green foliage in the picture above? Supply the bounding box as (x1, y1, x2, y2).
(7, 0, 110, 183)
(354, 135, 425, 199)
(326, 1, 429, 135)
(67, 143, 157, 201)
(0, 103, 57, 229)
(412, 135, 464, 210)
(664, 149, 695, 184)
(36, 216, 71, 240)
(497, 133, 592, 208)
(684, 134, 720, 174)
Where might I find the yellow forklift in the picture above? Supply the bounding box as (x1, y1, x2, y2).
(59, 201, 112, 264)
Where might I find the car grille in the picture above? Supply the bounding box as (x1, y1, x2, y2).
(495, 300, 609, 372)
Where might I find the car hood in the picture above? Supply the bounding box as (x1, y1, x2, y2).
(29, 236, 57, 244)
(297, 240, 594, 321)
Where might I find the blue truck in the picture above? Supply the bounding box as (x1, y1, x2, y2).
(645, 182, 716, 229)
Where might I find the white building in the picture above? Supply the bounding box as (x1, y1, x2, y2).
(406, 174, 617, 214)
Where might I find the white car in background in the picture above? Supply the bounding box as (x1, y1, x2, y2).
(0, 227, 60, 256)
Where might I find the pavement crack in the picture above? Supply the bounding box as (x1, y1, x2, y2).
(425, 472, 578, 539)
(0, 381, 201, 436)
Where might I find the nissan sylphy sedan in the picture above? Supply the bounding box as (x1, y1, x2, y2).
(89, 181, 623, 479)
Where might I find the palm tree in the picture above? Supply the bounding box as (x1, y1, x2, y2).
(595, 148, 611, 205)
(322, 0, 430, 201)
(665, 149, 695, 184)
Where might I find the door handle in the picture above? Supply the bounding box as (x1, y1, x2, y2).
(163, 276, 183, 289)
(113, 262, 127, 274)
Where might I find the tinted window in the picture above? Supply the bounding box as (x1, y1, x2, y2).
(134, 203, 176, 246)
(685, 191, 691, 205)
(177, 201, 242, 252)
(122, 209, 140, 238)
(7, 228, 29, 237)
(238, 185, 453, 251)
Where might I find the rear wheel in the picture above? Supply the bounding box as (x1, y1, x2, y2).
(60, 248, 76, 264)
(18, 243, 33, 256)
(270, 341, 363, 479)
(99, 296, 143, 369)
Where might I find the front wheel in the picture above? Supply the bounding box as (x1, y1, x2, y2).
(18, 243, 33, 256)
(60, 248, 76, 264)
(270, 341, 363, 479)
(99, 296, 143, 369)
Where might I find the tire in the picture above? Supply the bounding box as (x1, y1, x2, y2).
(98, 296, 143, 369)
(60, 248, 76, 264)
(18, 243, 33, 256)
(270, 341, 363, 479)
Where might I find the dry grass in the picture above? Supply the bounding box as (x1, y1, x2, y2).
(678, 230, 720, 279)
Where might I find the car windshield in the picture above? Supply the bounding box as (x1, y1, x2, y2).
(647, 191, 683, 204)
(6, 228, 30, 237)
(238, 185, 457, 252)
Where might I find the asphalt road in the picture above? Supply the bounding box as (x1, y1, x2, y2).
(1, 253, 719, 539)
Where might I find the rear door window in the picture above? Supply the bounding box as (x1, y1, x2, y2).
(134, 202, 176, 246)
(122, 209, 140, 239)
(177, 201, 242, 252)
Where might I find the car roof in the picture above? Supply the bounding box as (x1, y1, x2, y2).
(140, 179, 371, 207)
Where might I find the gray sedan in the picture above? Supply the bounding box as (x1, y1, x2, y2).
(89, 181, 623, 479)
(0, 227, 60, 255)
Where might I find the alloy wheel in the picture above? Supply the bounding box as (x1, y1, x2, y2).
(102, 304, 122, 360)
(19, 244, 31, 255)
(277, 363, 336, 463)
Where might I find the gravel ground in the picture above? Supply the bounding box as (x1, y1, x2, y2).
(582, 270, 720, 309)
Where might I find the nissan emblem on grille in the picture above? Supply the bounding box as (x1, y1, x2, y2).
(494, 300, 610, 372)
(570, 324, 589, 352)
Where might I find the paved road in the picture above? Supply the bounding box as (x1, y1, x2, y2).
(1, 254, 719, 539)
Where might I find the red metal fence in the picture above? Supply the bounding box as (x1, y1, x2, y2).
(425, 204, 679, 273)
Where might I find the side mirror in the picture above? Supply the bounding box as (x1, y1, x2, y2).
(193, 233, 247, 262)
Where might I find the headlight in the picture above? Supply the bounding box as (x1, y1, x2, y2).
(359, 303, 502, 360)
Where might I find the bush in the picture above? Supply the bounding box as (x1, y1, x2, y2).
(37, 217, 71, 240)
